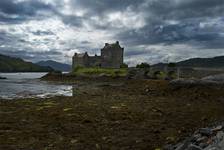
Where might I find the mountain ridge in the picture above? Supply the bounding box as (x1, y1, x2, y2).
(36, 60, 71, 72)
(0, 54, 54, 72)
(153, 56, 224, 68)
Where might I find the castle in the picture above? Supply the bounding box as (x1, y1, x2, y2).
(72, 41, 124, 69)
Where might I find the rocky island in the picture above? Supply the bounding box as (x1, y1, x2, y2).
(1, 42, 224, 150)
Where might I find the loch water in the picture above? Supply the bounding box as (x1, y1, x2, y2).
(0, 73, 73, 99)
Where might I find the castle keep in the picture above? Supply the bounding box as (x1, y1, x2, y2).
(72, 41, 124, 69)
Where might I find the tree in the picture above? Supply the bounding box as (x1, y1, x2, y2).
(136, 63, 150, 69)
(168, 62, 176, 67)
(120, 63, 128, 68)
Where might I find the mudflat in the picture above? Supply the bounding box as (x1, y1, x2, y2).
(0, 79, 224, 150)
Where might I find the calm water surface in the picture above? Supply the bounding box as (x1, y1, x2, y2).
(0, 73, 73, 99)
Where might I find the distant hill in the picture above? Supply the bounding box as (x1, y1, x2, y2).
(153, 56, 224, 69)
(177, 56, 224, 68)
(0, 54, 54, 72)
(36, 60, 71, 72)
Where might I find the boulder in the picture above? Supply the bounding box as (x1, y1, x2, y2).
(169, 78, 222, 88)
(202, 74, 224, 83)
(127, 68, 150, 79)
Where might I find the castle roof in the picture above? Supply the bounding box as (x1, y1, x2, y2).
(103, 41, 121, 49)
(75, 53, 88, 58)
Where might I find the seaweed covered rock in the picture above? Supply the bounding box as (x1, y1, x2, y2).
(166, 124, 224, 150)
(41, 71, 63, 80)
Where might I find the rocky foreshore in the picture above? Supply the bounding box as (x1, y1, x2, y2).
(166, 123, 224, 150)
(1, 79, 224, 149)
(169, 74, 224, 89)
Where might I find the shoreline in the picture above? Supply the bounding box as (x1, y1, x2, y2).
(1, 78, 224, 149)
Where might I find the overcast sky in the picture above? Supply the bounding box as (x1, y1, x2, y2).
(0, 0, 224, 66)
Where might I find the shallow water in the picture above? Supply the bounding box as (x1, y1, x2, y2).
(0, 73, 73, 99)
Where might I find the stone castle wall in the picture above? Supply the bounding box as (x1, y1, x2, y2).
(88, 56, 101, 67)
(72, 41, 124, 69)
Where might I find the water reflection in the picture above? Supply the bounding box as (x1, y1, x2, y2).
(0, 73, 73, 99)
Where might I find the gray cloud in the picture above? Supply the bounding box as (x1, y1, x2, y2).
(0, 0, 54, 24)
(71, 0, 145, 15)
(0, 0, 224, 65)
(0, 48, 62, 62)
(31, 30, 55, 36)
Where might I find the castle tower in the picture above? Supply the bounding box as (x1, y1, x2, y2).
(72, 52, 89, 68)
(101, 41, 124, 68)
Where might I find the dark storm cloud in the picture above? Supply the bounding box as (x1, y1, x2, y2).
(59, 14, 83, 27)
(0, 0, 53, 15)
(0, 0, 83, 26)
(69, 0, 224, 24)
(66, 0, 224, 50)
(32, 30, 55, 36)
(0, 0, 224, 64)
(0, 13, 26, 24)
(0, 48, 62, 62)
(141, 0, 224, 20)
(0, 31, 18, 45)
(125, 49, 152, 57)
(117, 22, 224, 47)
(108, 0, 224, 52)
(0, 0, 54, 23)
(175, 0, 224, 18)
(71, 0, 145, 15)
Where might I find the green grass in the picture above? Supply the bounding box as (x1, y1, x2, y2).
(153, 71, 167, 79)
(72, 66, 128, 77)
